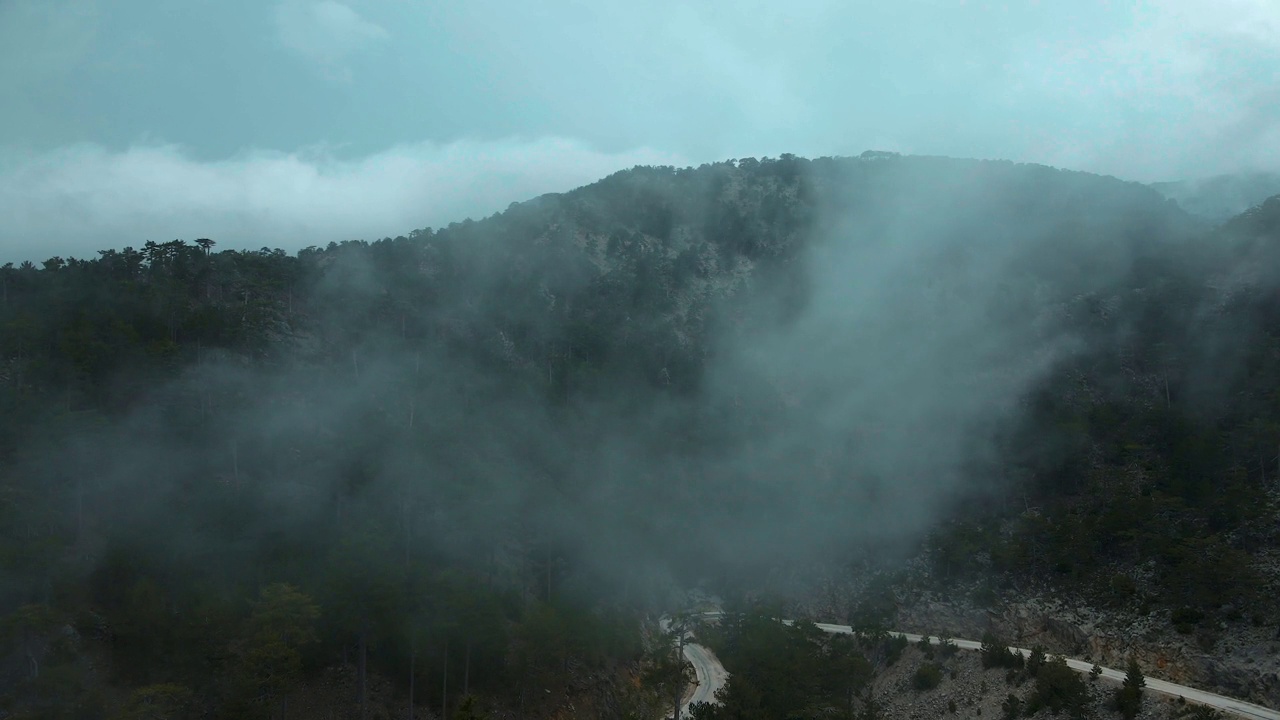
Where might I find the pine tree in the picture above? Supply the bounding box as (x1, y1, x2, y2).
(1116, 656, 1145, 720)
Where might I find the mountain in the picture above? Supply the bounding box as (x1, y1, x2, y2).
(1, 154, 1277, 717)
(1151, 172, 1280, 223)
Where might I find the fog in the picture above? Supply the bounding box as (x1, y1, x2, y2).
(5, 151, 1229, 620)
(0, 139, 684, 264)
(6, 4, 1280, 719)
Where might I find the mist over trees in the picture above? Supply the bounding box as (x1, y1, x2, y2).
(2, 153, 1278, 717)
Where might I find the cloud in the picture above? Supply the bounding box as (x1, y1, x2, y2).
(1001, 0, 1280, 180)
(274, 0, 389, 80)
(0, 138, 687, 263)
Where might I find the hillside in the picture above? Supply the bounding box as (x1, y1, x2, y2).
(1, 154, 1277, 718)
(1151, 173, 1280, 224)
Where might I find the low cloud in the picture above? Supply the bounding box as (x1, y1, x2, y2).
(274, 0, 389, 80)
(1006, 0, 1280, 180)
(0, 138, 687, 264)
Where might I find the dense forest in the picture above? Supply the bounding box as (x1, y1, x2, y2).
(2, 153, 1278, 718)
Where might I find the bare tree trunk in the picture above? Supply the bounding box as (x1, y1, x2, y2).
(358, 624, 369, 720)
(75, 481, 84, 558)
(353, 349, 361, 381)
(404, 498, 412, 571)
(441, 640, 449, 720)
(464, 641, 471, 697)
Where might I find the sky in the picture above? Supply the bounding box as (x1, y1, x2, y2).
(1, 0, 1278, 262)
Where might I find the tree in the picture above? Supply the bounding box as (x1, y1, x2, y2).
(1028, 657, 1086, 717)
(980, 631, 1023, 670)
(643, 619, 695, 720)
(822, 633, 873, 719)
(1026, 645, 1047, 677)
(232, 583, 321, 718)
(1115, 656, 1145, 720)
(2, 604, 60, 680)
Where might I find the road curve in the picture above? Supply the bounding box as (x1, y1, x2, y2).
(683, 641, 729, 711)
(659, 616, 730, 718)
(685, 613, 1277, 720)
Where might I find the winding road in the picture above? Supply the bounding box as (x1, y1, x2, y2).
(672, 613, 1278, 720)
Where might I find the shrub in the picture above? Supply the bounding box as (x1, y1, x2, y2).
(1178, 706, 1224, 720)
(1026, 646, 1047, 677)
(885, 634, 910, 666)
(1171, 607, 1205, 630)
(1001, 694, 1022, 720)
(1027, 657, 1087, 717)
(914, 662, 943, 691)
(1110, 573, 1137, 598)
(981, 632, 1024, 670)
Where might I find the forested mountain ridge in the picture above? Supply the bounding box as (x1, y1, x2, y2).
(1152, 172, 1280, 224)
(1, 154, 1278, 717)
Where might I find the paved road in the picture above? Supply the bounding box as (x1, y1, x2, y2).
(659, 616, 730, 718)
(683, 641, 729, 710)
(681, 612, 1277, 720)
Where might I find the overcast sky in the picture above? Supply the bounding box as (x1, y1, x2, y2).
(2, 0, 1278, 262)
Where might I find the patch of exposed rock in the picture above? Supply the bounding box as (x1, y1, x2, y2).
(893, 592, 1280, 709)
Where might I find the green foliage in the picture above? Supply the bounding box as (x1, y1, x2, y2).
(1025, 646, 1047, 677)
(917, 634, 935, 658)
(112, 683, 196, 720)
(1177, 705, 1225, 720)
(1001, 694, 1022, 720)
(1171, 606, 1205, 633)
(697, 605, 875, 720)
(453, 694, 488, 720)
(884, 634, 910, 666)
(938, 638, 960, 658)
(913, 662, 943, 691)
(1115, 657, 1145, 720)
(228, 584, 320, 713)
(1025, 657, 1087, 717)
(980, 632, 1024, 670)
(0, 155, 1277, 717)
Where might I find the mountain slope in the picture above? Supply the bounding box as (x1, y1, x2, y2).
(1152, 173, 1280, 223)
(1, 154, 1277, 717)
